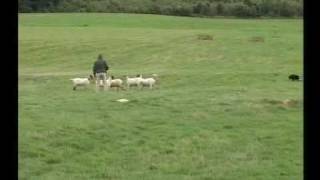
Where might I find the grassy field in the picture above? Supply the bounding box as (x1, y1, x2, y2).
(18, 13, 303, 180)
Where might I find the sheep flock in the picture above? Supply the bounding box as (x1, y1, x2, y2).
(70, 74, 158, 91)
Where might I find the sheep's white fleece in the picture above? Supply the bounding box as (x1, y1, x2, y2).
(70, 78, 90, 86)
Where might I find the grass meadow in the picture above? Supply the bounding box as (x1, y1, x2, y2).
(18, 13, 303, 180)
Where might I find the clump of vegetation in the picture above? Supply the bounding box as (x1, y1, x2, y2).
(261, 99, 283, 105)
(261, 98, 301, 108)
(250, 36, 265, 42)
(281, 99, 300, 107)
(198, 34, 213, 40)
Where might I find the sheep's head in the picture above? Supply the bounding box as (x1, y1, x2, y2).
(89, 75, 95, 83)
(106, 77, 112, 87)
(111, 75, 115, 79)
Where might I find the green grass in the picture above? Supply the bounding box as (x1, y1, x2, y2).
(19, 13, 303, 180)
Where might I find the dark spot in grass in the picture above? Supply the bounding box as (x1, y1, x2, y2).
(264, 135, 273, 139)
(171, 109, 182, 113)
(85, 131, 94, 135)
(130, 99, 139, 103)
(137, 139, 145, 145)
(81, 24, 88, 27)
(149, 164, 158, 170)
(25, 151, 39, 158)
(280, 172, 287, 176)
(261, 98, 282, 105)
(103, 114, 110, 119)
(135, 126, 146, 130)
(198, 34, 213, 40)
(277, 106, 288, 110)
(45, 158, 61, 164)
(165, 149, 174, 154)
(70, 143, 81, 149)
(131, 130, 140, 136)
(261, 156, 271, 160)
(257, 136, 274, 142)
(249, 36, 265, 42)
(223, 125, 233, 129)
(224, 108, 232, 112)
(218, 102, 231, 106)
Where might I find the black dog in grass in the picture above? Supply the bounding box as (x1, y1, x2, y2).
(288, 74, 302, 81)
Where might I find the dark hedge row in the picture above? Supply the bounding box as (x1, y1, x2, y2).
(19, 0, 303, 18)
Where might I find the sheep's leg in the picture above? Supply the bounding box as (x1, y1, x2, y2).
(73, 86, 76, 91)
(102, 79, 106, 91)
(95, 80, 99, 91)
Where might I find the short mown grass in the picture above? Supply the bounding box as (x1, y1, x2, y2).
(19, 13, 303, 180)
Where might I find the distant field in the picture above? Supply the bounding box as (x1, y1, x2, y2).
(19, 13, 303, 180)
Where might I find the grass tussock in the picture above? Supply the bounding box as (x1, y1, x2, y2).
(249, 36, 265, 42)
(197, 34, 214, 40)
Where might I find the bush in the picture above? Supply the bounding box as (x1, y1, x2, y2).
(229, 2, 257, 17)
(297, 3, 303, 16)
(207, 3, 217, 16)
(257, 0, 278, 17)
(171, 4, 193, 16)
(216, 3, 224, 15)
(193, 2, 213, 16)
(279, 0, 299, 17)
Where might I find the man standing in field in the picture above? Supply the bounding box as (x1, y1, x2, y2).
(93, 54, 109, 90)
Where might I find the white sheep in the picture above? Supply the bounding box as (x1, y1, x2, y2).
(126, 75, 142, 89)
(107, 76, 125, 91)
(70, 77, 90, 90)
(139, 75, 156, 89)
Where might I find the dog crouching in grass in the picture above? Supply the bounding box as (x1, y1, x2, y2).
(288, 74, 302, 81)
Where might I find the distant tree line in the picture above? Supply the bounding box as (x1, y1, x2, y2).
(18, 0, 303, 18)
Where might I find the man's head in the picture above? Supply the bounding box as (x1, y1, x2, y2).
(98, 54, 103, 60)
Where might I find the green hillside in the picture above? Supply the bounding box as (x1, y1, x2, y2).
(19, 13, 303, 180)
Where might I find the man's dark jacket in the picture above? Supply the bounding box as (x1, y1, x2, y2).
(93, 59, 109, 74)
